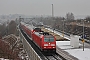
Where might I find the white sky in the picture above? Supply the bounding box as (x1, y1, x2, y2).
(0, 0, 90, 16)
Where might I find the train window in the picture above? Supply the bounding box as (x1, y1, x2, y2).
(44, 38, 54, 42)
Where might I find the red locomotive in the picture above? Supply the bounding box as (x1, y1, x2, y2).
(20, 22, 56, 52)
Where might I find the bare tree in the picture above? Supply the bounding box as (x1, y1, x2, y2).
(8, 20, 17, 35)
(66, 12, 74, 21)
(85, 16, 90, 22)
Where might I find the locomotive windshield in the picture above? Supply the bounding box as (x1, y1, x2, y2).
(44, 38, 54, 42)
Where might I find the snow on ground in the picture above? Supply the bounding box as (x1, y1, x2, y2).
(56, 41, 90, 60)
(0, 58, 9, 60)
(65, 48, 90, 60)
(57, 41, 74, 49)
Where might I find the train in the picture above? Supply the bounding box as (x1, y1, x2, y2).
(20, 22, 56, 52)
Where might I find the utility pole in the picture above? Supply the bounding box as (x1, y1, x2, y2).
(62, 18, 65, 38)
(82, 19, 85, 51)
(7, 20, 9, 35)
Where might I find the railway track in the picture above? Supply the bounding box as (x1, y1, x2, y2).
(52, 53, 63, 60)
(45, 53, 63, 60)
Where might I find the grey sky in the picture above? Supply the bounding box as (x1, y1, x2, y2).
(0, 0, 90, 16)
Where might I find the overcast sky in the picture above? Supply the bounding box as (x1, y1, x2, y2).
(0, 0, 90, 16)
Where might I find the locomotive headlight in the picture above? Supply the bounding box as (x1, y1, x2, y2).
(44, 47, 46, 48)
(51, 44, 55, 46)
(53, 47, 55, 48)
(44, 44, 48, 46)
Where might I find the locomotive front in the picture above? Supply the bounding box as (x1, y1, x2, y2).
(41, 34, 56, 52)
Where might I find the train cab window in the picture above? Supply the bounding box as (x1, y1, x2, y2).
(33, 28, 41, 32)
(44, 38, 54, 42)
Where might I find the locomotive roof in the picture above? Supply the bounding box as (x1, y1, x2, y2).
(34, 32, 54, 37)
